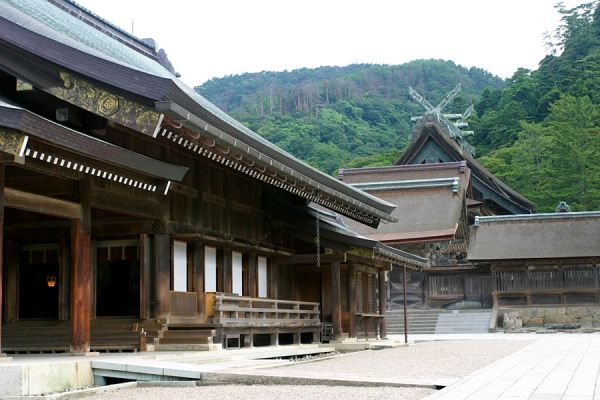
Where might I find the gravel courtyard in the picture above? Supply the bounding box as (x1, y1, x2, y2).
(84, 340, 532, 400)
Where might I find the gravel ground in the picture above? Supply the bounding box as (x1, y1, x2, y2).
(271, 340, 533, 379)
(84, 385, 434, 400)
(82, 340, 532, 400)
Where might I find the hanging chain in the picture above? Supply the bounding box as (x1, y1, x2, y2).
(315, 216, 321, 268)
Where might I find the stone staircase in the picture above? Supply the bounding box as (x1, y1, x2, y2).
(387, 309, 494, 334)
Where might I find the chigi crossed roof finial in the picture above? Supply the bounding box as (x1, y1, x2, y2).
(408, 84, 476, 155)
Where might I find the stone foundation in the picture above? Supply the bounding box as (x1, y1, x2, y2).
(497, 306, 600, 331)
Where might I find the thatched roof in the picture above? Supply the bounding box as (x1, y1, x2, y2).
(468, 212, 600, 261)
(339, 162, 470, 243)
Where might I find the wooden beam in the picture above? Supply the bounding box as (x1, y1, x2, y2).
(46, 71, 162, 136)
(4, 187, 82, 219)
(331, 261, 342, 341)
(169, 182, 198, 198)
(346, 253, 392, 270)
(90, 186, 162, 220)
(276, 253, 347, 265)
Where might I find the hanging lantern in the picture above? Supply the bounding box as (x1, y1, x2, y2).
(46, 275, 57, 288)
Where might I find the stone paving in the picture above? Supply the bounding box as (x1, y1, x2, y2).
(425, 333, 600, 400)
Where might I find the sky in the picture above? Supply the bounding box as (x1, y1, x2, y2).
(76, 0, 582, 87)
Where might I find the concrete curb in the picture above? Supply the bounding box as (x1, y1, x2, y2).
(0, 382, 137, 400)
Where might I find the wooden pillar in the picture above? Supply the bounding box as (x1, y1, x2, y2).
(58, 238, 70, 321)
(378, 269, 387, 339)
(247, 254, 257, 298)
(347, 264, 357, 338)
(70, 221, 91, 353)
(331, 261, 342, 341)
(0, 164, 7, 358)
(269, 261, 278, 299)
(70, 178, 91, 353)
(151, 234, 170, 319)
(3, 241, 18, 322)
(403, 264, 408, 344)
(139, 234, 151, 320)
(192, 244, 204, 319)
(222, 249, 232, 293)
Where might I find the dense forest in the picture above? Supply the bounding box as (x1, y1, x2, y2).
(196, 61, 504, 173)
(196, 1, 600, 212)
(474, 1, 600, 211)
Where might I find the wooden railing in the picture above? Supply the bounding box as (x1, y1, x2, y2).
(206, 293, 320, 327)
(492, 265, 600, 307)
(494, 266, 598, 293)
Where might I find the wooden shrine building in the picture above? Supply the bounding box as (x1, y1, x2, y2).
(338, 86, 535, 309)
(469, 212, 600, 308)
(0, 0, 426, 354)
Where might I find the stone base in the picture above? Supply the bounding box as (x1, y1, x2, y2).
(0, 353, 12, 362)
(69, 351, 100, 357)
(0, 359, 94, 396)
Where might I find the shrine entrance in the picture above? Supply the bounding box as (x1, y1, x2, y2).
(95, 240, 140, 317)
(19, 244, 60, 319)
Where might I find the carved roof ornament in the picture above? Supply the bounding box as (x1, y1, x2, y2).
(409, 83, 476, 155)
(555, 201, 572, 213)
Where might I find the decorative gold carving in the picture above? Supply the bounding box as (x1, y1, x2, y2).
(16, 79, 34, 91)
(46, 71, 160, 135)
(97, 93, 119, 116)
(0, 127, 26, 157)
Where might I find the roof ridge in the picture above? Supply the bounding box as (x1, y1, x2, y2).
(475, 211, 600, 225)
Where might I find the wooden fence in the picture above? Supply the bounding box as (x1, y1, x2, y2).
(492, 265, 599, 307)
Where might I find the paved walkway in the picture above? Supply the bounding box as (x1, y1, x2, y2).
(425, 333, 600, 400)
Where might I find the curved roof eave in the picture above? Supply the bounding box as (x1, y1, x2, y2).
(0, 0, 396, 222)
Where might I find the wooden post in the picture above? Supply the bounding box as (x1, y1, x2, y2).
(3, 241, 18, 322)
(70, 178, 91, 354)
(58, 238, 70, 321)
(378, 269, 387, 339)
(151, 234, 170, 319)
(269, 261, 279, 299)
(348, 264, 356, 338)
(0, 165, 8, 359)
(247, 254, 257, 298)
(222, 249, 232, 293)
(331, 261, 342, 341)
(403, 263, 408, 344)
(70, 220, 91, 353)
(139, 234, 151, 319)
(192, 244, 204, 319)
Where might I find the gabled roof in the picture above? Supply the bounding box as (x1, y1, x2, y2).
(339, 162, 470, 243)
(0, 0, 396, 227)
(468, 212, 600, 261)
(396, 113, 535, 215)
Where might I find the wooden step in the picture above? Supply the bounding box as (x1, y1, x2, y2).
(161, 329, 215, 338)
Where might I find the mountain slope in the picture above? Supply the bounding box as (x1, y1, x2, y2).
(195, 60, 504, 173)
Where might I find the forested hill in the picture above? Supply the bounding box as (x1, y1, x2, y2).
(473, 1, 600, 212)
(195, 61, 504, 173)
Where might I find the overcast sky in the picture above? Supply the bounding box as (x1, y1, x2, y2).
(76, 0, 580, 87)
